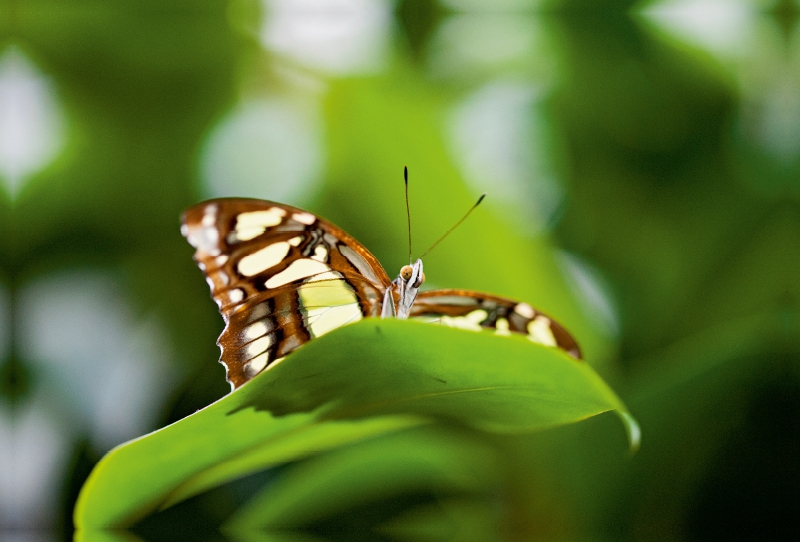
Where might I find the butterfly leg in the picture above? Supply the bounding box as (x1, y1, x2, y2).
(380, 286, 396, 318)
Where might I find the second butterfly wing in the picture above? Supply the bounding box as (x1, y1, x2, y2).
(182, 198, 393, 388)
(410, 289, 582, 360)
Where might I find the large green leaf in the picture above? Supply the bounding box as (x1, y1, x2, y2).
(74, 319, 637, 531)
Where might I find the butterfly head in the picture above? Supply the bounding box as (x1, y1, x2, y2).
(389, 258, 425, 319)
(399, 259, 425, 289)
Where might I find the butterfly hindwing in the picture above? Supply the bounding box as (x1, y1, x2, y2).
(182, 198, 392, 388)
(410, 289, 582, 360)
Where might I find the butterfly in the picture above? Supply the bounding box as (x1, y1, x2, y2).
(182, 197, 582, 389)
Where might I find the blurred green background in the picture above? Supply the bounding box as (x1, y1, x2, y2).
(1, 0, 798, 540)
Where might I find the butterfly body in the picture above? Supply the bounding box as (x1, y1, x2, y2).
(182, 198, 581, 389)
(381, 258, 424, 319)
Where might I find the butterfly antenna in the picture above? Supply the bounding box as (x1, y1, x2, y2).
(420, 193, 485, 259)
(404, 166, 412, 265)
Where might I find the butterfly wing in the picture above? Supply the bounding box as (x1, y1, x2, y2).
(182, 198, 392, 388)
(410, 289, 582, 360)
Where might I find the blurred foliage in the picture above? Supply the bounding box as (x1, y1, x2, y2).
(1, 0, 799, 540)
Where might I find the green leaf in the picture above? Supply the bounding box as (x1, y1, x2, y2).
(225, 427, 502, 534)
(75, 319, 637, 530)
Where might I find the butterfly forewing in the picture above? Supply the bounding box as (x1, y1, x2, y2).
(410, 289, 582, 360)
(182, 198, 392, 388)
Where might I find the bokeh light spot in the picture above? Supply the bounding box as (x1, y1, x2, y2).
(0, 284, 8, 361)
(642, 0, 757, 58)
(0, 46, 65, 197)
(260, 0, 392, 74)
(428, 14, 538, 79)
(200, 98, 324, 204)
(0, 405, 67, 529)
(17, 271, 176, 451)
(448, 80, 562, 234)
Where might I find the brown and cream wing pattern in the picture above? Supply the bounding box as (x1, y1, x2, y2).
(181, 198, 393, 388)
(409, 289, 582, 360)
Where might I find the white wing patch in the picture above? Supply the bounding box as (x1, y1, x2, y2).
(305, 303, 362, 338)
(184, 204, 221, 255)
(246, 335, 275, 360)
(298, 271, 363, 338)
(243, 320, 272, 341)
(495, 317, 511, 336)
(238, 242, 291, 276)
(441, 309, 488, 331)
(230, 207, 287, 243)
(243, 352, 269, 378)
(228, 288, 244, 304)
(265, 258, 331, 289)
(527, 315, 557, 347)
(292, 212, 316, 225)
(514, 302, 535, 319)
(312, 245, 328, 262)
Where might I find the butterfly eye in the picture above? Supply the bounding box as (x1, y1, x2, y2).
(413, 272, 425, 288)
(400, 265, 413, 281)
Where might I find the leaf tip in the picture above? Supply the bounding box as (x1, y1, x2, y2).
(619, 411, 641, 453)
